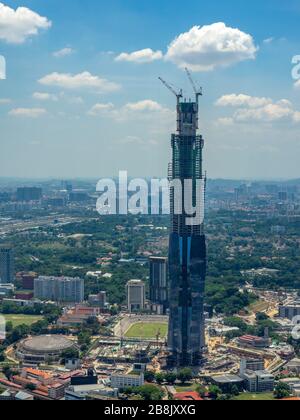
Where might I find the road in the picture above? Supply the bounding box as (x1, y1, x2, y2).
(0, 215, 85, 236)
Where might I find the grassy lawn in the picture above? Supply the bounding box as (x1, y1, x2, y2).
(1, 314, 43, 328)
(125, 322, 168, 339)
(232, 393, 275, 401)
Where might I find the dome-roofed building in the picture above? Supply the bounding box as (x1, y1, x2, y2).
(17, 335, 76, 365)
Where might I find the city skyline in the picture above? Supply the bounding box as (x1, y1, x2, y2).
(0, 0, 300, 180)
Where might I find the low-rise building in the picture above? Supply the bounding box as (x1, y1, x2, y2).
(0, 283, 14, 297)
(286, 358, 300, 375)
(110, 372, 144, 389)
(279, 302, 300, 320)
(210, 375, 244, 393)
(57, 305, 102, 327)
(242, 370, 274, 393)
(65, 384, 117, 401)
(88, 292, 107, 309)
(237, 333, 270, 349)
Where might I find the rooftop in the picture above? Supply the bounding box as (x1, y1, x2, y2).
(174, 392, 203, 401)
(21, 335, 74, 353)
(211, 374, 243, 384)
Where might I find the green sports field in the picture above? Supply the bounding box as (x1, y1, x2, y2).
(125, 322, 168, 339)
(232, 393, 275, 401)
(1, 314, 43, 328)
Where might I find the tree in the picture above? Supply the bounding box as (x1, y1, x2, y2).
(144, 371, 155, 383)
(274, 382, 291, 400)
(208, 385, 222, 400)
(165, 372, 177, 385)
(256, 312, 269, 322)
(196, 385, 207, 398)
(135, 385, 164, 401)
(178, 368, 193, 385)
(61, 348, 80, 361)
(155, 373, 165, 385)
(230, 385, 240, 397)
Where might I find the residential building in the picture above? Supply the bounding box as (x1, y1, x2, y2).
(34, 276, 84, 303)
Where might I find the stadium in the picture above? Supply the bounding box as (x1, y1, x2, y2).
(16, 335, 76, 365)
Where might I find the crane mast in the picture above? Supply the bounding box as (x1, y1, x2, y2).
(185, 67, 203, 104)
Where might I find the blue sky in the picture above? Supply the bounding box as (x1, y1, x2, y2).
(0, 0, 300, 179)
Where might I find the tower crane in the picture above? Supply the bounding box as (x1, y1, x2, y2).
(158, 77, 183, 105)
(185, 67, 203, 103)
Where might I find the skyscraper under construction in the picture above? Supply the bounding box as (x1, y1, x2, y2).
(160, 72, 206, 366)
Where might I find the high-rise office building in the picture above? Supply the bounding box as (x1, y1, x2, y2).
(34, 276, 84, 303)
(162, 77, 207, 366)
(126, 280, 145, 313)
(0, 246, 14, 284)
(149, 257, 168, 315)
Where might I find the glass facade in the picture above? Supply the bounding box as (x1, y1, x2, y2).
(168, 100, 207, 366)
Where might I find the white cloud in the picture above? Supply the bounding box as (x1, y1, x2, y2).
(38, 72, 120, 92)
(53, 47, 75, 58)
(124, 100, 164, 112)
(165, 22, 258, 72)
(67, 96, 84, 105)
(263, 37, 274, 44)
(295, 80, 300, 89)
(0, 98, 11, 104)
(88, 99, 173, 122)
(33, 92, 58, 101)
(293, 112, 300, 123)
(216, 94, 272, 108)
(216, 93, 300, 124)
(115, 48, 163, 63)
(8, 108, 47, 118)
(88, 103, 114, 116)
(233, 102, 293, 122)
(218, 117, 234, 126)
(0, 2, 51, 44)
